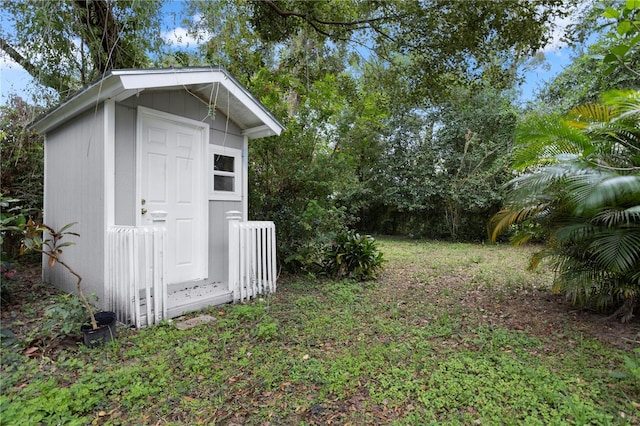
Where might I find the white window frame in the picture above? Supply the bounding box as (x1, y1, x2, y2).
(208, 145, 242, 201)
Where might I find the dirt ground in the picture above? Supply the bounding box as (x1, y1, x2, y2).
(379, 262, 640, 352)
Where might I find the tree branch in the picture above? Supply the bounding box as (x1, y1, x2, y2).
(261, 0, 397, 42)
(0, 37, 71, 94)
(0, 37, 37, 77)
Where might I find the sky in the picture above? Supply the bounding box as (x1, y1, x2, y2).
(0, 2, 581, 107)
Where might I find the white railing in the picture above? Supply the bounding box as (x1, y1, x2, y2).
(106, 226, 166, 328)
(227, 212, 277, 302)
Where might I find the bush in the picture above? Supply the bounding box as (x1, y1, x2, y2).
(323, 230, 385, 281)
(0, 195, 30, 259)
(280, 200, 350, 273)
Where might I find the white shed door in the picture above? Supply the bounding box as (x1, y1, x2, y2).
(138, 108, 208, 284)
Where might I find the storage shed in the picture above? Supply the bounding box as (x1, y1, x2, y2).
(32, 67, 285, 327)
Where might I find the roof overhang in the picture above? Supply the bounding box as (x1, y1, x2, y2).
(31, 67, 285, 139)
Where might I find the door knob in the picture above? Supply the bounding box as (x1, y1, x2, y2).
(141, 208, 148, 215)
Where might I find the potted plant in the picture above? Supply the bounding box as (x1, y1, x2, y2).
(22, 219, 117, 347)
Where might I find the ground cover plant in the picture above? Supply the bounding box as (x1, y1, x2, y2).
(1, 238, 639, 424)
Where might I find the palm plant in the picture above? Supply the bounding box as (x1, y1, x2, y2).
(489, 90, 640, 321)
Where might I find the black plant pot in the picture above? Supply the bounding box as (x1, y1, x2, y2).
(81, 311, 117, 348)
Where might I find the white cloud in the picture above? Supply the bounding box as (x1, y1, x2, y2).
(162, 15, 210, 49)
(163, 27, 199, 48)
(542, 15, 574, 54)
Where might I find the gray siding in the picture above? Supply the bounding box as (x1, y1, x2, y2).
(208, 200, 242, 285)
(119, 90, 245, 146)
(43, 106, 106, 305)
(114, 103, 136, 225)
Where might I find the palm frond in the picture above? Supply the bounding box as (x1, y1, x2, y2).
(513, 115, 593, 170)
(488, 206, 547, 242)
(588, 228, 640, 274)
(566, 172, 640, 214)
(500, 90, 640, 315)
(567, 103, 614, 126)
(507, 163, 575, 198)
(602, 90, 640, 121)
(592, 207, 640, 228)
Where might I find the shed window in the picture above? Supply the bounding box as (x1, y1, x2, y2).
(209, 147, 242, 200)
(214, 154, 235, 173)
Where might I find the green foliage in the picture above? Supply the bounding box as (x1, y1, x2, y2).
(22, 221, 99, 329)
(4, 293, 99, 353)
(323, 230, 385, 281)
(491, 90, 640, 319)
(0, 0, 164, 95)
(355, 86, 515, 241)
(0, 195, 29, 258)
(245, 0, 571, 104)
(254, 318, 278, 341)
(601, 0, 640, 78)
(611, 347, 640, 393)
(40, 293, 96, 339)
(535, 1, 640, 113)
(186, 0, 570, 251)
(0, 98, 44, 257)
(280, 201, 349, 272)
(0, 377, 95, 425)
(536, 40, 640, 113)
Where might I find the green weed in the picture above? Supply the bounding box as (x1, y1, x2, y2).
(0, 239, 634, 425)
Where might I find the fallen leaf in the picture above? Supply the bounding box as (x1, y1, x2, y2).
(24, 347, 39, 356)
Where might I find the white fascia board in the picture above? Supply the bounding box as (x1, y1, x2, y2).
(117, 69, 225, 90)
(31, 77, 124, 134)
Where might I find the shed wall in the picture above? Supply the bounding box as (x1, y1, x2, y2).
(115, 90, 246, 283)
(43, 106, 106, 305)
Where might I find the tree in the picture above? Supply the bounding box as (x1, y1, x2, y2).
(0, 0, 591, 271)
(353, 84, 516, 241)
(0, 0, 164, 97)
(600, 0, 640, 79)
(432, 87, 516, 240)
(533, 0, 640, 113)
(0, 97, 44, 210)
(247, 0, 572, 104)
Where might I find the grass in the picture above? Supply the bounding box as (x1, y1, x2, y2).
(1, 238, 639, 424)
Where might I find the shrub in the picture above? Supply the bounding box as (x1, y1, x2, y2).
(0, 98, 44, 258)
(0, 195, 34, 259)
(280, 200, 350, 273)
(323, 230, 385, 281)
